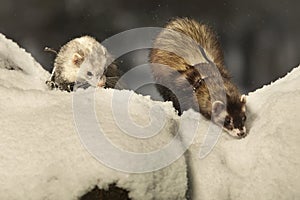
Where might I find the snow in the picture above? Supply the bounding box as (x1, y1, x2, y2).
(0, 34, 49, 90)
(0, 33, 299, 200)
(188, 66, 300, 199)
(0, 34, 187, 199)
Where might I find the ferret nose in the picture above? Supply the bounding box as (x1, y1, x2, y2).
(237, 132, 245, 137)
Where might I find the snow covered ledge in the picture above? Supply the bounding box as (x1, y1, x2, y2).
(188, 66, 300, 199)
(0, 33, 300, 200)
(0, 34, 187, 199)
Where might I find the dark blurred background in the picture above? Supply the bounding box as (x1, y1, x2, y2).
(0, 0, 299, 93)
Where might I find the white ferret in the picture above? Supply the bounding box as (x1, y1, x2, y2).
(46, 36, 119, 92)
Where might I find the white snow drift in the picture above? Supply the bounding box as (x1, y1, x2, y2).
(0, 33, 299, 200)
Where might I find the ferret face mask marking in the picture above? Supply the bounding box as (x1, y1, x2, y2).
(212, 96, 247, 138)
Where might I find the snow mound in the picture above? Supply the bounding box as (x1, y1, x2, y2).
(0, 34, 49, 90)
(0, 33, 300, 200)
(0, 86, 188, 200)
(0, 35, 187, 199)
(189, 66, 300, 199)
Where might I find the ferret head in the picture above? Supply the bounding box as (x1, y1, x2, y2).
(211, 95, 247, 138)
(51, 36, 108, 91)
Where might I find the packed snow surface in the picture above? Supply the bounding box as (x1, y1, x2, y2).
(0, 33, 299, 200)
(0, 34, 187, 200)
(189, 66, 300, 199)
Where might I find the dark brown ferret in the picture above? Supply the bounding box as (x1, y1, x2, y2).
(150, 18, 247, 138)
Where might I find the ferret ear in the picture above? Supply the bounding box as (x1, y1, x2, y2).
(212, 101, 225, 116)
(240, 94, 246, 104)
(72, 53, 84, 66)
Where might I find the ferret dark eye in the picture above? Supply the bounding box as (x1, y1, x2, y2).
(224, 116, 231, 126)
(87, 71, 93, 77)
(242, 115, 247, 121)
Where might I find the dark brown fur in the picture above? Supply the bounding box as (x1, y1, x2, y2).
(150, 18, 244, 120)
